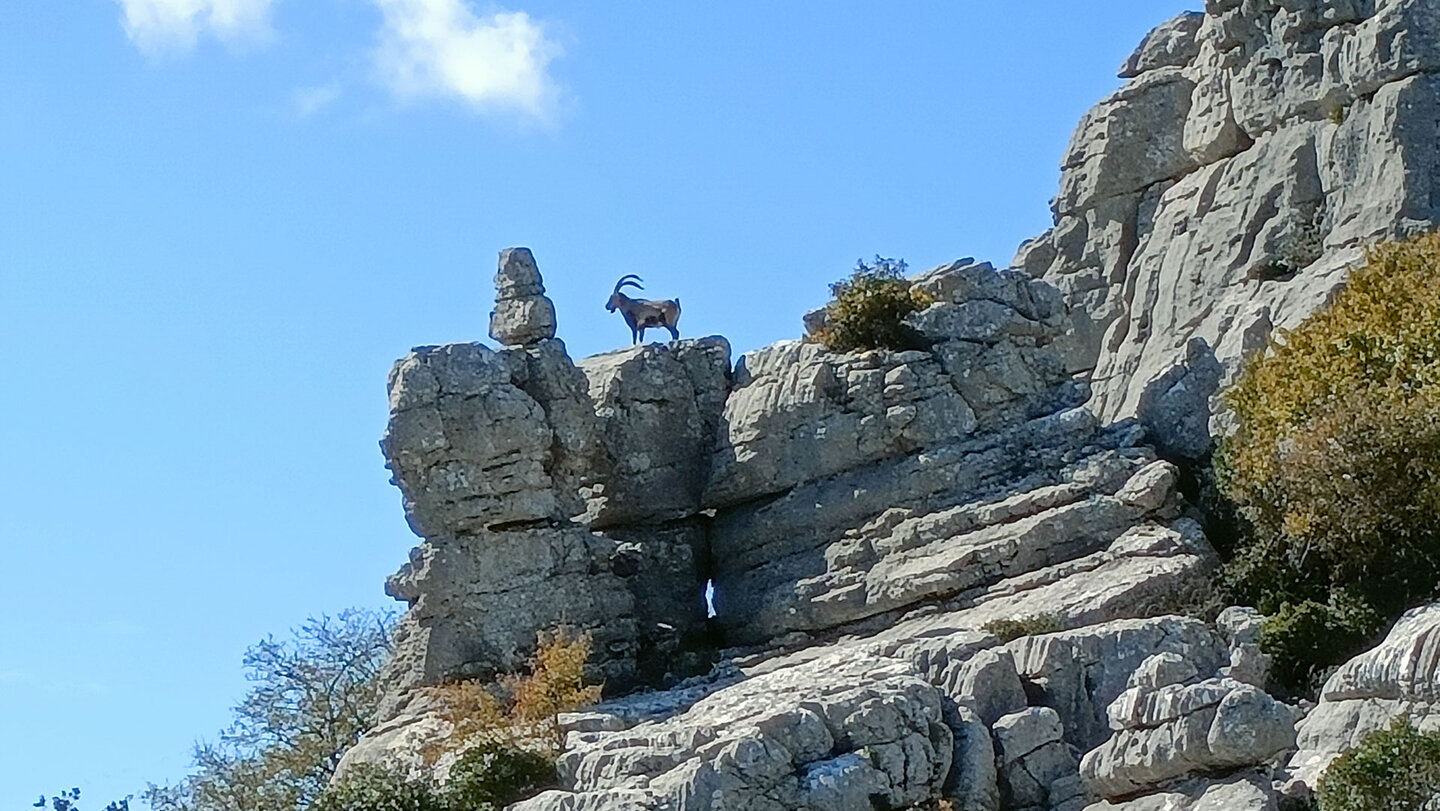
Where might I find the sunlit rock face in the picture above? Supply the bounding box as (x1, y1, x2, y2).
(1018, 0, 1440, 458)
(377, 251, 731, 705)
(352, 249, 1227, 808)
(344, 4, 1440, 805)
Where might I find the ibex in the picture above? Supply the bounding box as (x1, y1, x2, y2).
(606, 274, 681, 344)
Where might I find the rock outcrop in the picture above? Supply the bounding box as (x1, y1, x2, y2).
(516, 653, 953, 811)
(1284, 602, 1440, 798)
(376, 254, 730, 704)
(1081, 669, 1296, 799)
(341, 2, 1440, 806)
(1017, 0, 1440, 455)
(346, 245, 1235, 803)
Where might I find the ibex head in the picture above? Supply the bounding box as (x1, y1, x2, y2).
(606, 274, 644, 312)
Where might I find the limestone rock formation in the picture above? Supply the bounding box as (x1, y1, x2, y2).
(1284, 601, 1440, 798)
(1082, 774, 1279, 811)
(514, 653, 953, 811)
(1017, 0, 1440, 455)
(490, 247, 558, 346)
(377, 251, 726, 704)
(992, 707, 1083, 811)
(578, 338, 731, 527)
(350, 244, 1241, 806)
(1080, 674, 1296, 799)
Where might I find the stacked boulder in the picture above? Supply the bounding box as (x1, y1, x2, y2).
(1079, 652, 1297, 803)
(489, 247, 558, 346)
(1016, 0, 1440, 455)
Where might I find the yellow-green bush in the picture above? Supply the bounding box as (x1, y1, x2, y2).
(1217, 232, 1440, 690)
(810, 256, 933, 352)
(1317, 718, 1440, 810)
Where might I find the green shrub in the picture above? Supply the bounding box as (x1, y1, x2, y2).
(810, 256, 933, 352)
(982, 613, 1065, 642)
(313, 765, 447, 811)
(315, 743, 556, 811)
(145, 609, 396, 811)
(1217, 232, 1440, 690)
(444, 741, 557, 809)
(1317, 718, 1440, 810)
(1258, 594, 1382, 695)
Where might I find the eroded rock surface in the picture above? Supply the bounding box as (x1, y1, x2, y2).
(377, 251, 728, 703)
(1018, 1, 1440, 451)
(514, 653, 953, 811)
(490, 247, 558, 346)
(1082, 773, 1278, 811)
(1081, 674, 1296, 799)
(357, 249, 1234, 807)
(1285, 602, 1440, 797)
(344, 3, 1440, 807)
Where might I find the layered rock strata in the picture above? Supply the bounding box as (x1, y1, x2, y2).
(378, 252, 731, 702)
(349, 247, 1239, 805)
(1017, 0, 1440, 454)
(1284, 602, 1440, 798)
(516, 653, 954, 811)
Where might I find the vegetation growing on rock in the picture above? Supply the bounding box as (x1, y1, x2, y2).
(809, 256, 933, 352)
(981, 613, 1065, 642)
(1217, 232, 1440, 691)
(1317, 718, 1440, 810)
(313, 744, 556, 811)
(425, 627, 601, 758)
(320, 628, 599, 811)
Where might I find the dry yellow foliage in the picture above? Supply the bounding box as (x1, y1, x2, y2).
(423, 627, 602, 762)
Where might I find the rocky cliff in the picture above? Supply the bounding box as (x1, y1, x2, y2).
(340, 2, 1440, 809)
(1018, 0, 1440, 458)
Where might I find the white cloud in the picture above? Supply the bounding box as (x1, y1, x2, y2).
(117, 0, 278, 55)
(371, 0, 562, 122)
(293, 82, 343, 117)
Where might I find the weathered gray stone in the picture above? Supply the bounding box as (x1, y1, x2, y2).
(1285, 602, 1440, 795)
(993, 707, 1081, 811)
(1008, 616, 1227, 753)
(514, 653, 953, 811)
(383, 342, 561, 536)
(1082, 773, 1279, 811)
(381, 526, 639, 692)
(945, 647, 1028, 727)
(1082, 677, 1297, 799)
(1125, 652, 1200, 694)
(1217, 606, 1272, 688)
(703, 340, 979, 508)
(1055, 67, 1199, 217)
(707, 410, 1203, 645)
(1019, 0, 1440, 451)
(944, 705, 1000, 811)
(1135, 337, 1224, 460)
(1118, 11, 1205, 78)
(577, 338, 731, 526)
(490, 248, 558, 346)
(374, 268, 726, 716)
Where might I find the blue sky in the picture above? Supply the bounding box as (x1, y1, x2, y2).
(1, 1, 1193, 805)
